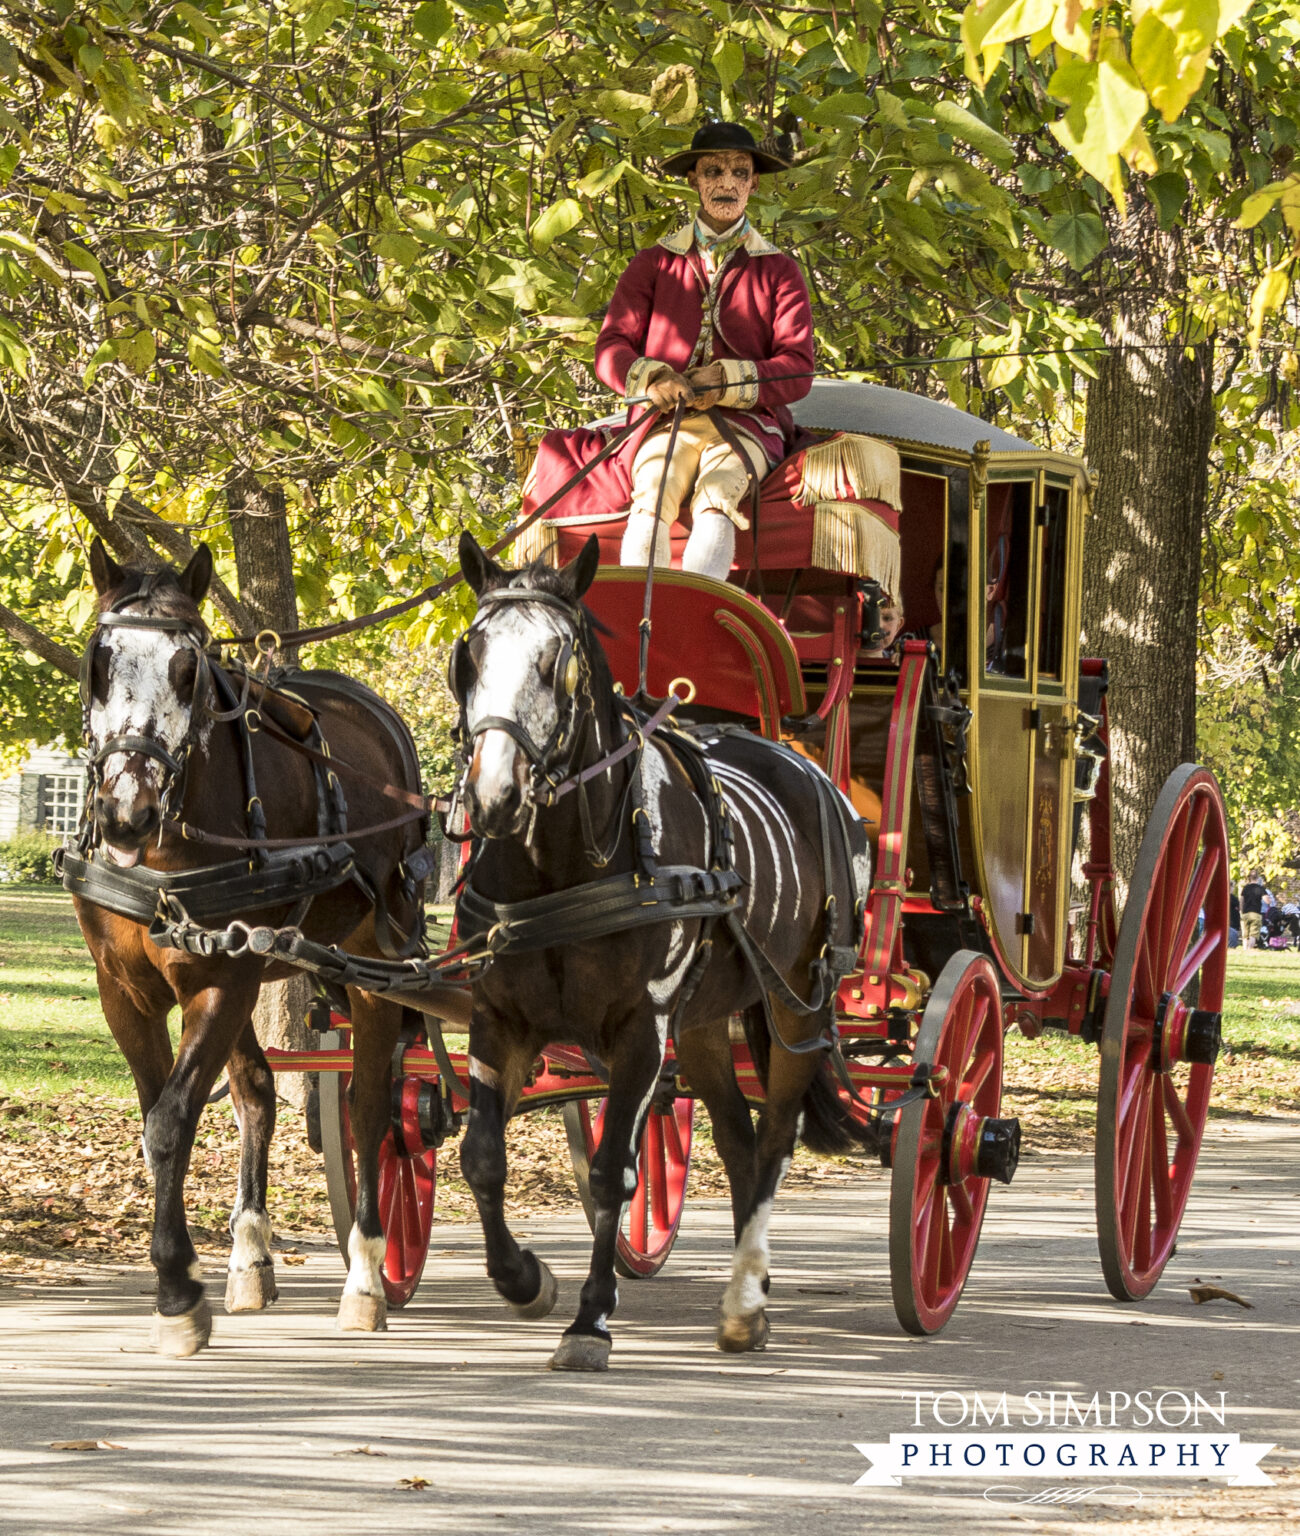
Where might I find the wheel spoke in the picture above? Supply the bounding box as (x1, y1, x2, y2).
(1166, 844, 1220, 991)
(1121, 1078, 1154, 1257)
(964, 1042, 998, 1102)
(920, 1180, 946, 1290)
(1172, 927, 1221, 1000)
(626, 1160, 648, 1250)
(1155, 798, 1209, 984)
(663, 1105, 687, 1164)
(648, 1116, 670, 1234)
(935, 1196, 955, 1290)
(1162, 1073, 1195, 1147)
(1150, 1097, 1173, 1228)
(948, 1178, 974, 1227)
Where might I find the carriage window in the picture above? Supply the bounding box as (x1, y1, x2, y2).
(985, 482, 1032, 679)
(1037, 486, 1070, 680)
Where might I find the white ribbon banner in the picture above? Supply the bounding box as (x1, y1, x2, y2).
(853, 1433, 1274, 1487)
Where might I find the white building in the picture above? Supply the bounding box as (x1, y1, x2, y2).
(0, 746, 86, 839)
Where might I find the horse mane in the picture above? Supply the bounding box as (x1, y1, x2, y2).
(97, 562, 204, 626)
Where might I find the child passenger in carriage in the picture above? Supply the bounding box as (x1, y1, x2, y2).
(594, 122, 815, 583)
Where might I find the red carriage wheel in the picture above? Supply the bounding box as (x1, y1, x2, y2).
(563, 1095, 695, 1278)
(888, 951, 1019, 1335)
(1095, 765, 1229, 1302)
(319, 1025, 436, 1308)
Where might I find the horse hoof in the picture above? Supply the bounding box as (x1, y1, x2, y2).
(225, 1264, 278, 1314)
(548, 1333, 612, 1372)
(337, 1292, 388, 1333)
(509, 1259, 558, 1320)
(150, 1297, 213, 1358)
(716, 1309, 770, 1354)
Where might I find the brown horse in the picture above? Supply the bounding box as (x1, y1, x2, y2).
(71, 539, 428, 1354)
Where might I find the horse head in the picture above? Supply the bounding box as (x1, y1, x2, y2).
(452, 531, 601, 838)
(82, 538, 214, 866)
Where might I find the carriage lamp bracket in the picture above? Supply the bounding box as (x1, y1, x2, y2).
(1077, 969, 1110, 1045)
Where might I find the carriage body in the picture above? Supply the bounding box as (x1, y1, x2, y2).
(304, 382, 1228, 1337)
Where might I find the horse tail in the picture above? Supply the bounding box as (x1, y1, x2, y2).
(741, 1005, 879, 1158)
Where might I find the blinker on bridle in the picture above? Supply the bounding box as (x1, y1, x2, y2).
(448, 585, 590, 819)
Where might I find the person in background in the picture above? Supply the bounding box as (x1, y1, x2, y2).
(1229, 881, 1241, 948)
(863, 597, 905, 660)
(1240, 868, 1265, 949)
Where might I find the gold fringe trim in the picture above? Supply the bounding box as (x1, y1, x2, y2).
(512, 518, 560, 568)
(811, 500, 901, 597)
(797, 433, 901, 510)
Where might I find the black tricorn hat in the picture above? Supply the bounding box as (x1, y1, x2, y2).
(660, 121, 791, 177)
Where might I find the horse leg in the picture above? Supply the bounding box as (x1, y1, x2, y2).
(223, 1022, 279, 1313)
(93, 960, 173, 1162)
(145, 973, 261, 1357)
(551, 1014, 665, 1372)
(675, 1021, 758, 1242)
(717, 1002, 824, 1353)
(458, 1019, 559, 1324)
(336, 988, 402, 1332)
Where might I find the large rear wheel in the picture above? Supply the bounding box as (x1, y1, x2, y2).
(319, 1024, 436, 1308)
(889, 951, 1019, 1335)
(564, 1096, 695, 1278)
(1095, 765, 1229, 1301)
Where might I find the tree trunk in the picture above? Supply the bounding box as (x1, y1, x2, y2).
(227, 472, 317, 1143)
(226, 474, 299, 655)
(251, 972, 321, 1152)
(1081, 305, 1215, 890)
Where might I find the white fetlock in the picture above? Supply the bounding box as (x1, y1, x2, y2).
(716, 1309, 770, 1354)
(225, 1263, 279, 1314)
(337, 1291, 388, 1332)
(549, 1333, 612, 1372)
(151, 1296, 214, 1358)
(508, 1258, 558, 1320)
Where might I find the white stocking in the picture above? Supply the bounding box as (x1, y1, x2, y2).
(682, 512, 736, 582)
(620, 511, 672, 568)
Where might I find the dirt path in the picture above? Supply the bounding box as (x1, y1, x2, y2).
(0, 1118, 1296, 1536)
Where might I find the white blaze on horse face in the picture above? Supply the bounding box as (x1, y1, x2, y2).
(90, 625, 194, 820)
(465, 604, 567, 819)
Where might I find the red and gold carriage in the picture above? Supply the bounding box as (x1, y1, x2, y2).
(299, 381, 1228, 1335)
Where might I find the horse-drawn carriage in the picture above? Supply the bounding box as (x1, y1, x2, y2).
(64, 380, 1229, 1354)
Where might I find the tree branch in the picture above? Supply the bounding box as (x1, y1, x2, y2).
(248, 308, 459, 378)
(0, 599, 79, 679)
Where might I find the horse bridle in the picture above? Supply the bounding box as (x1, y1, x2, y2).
(448, 585, 590, 808)
(79, 573, 214, 833)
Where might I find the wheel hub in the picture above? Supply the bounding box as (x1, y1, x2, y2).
(942, 1103, 1021, 1186)
(1153, 992, 1223, 1071)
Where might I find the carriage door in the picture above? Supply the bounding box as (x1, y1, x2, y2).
(975, 479, 1036, 980)
(1023, 479, 1075, 982)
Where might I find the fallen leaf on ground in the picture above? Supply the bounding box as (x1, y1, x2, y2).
(281, 1254, 306, 1266)
(1189, 1285, 1253, 1308)
(333, 1445, 387, 1457)
(50, 1440, 125, 1451)
(396, 1476, 429, 1491)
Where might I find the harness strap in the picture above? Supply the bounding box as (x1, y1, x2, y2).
(457, 864, 744, 956)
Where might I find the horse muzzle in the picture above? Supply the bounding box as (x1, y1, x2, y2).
(464, 734, 533, 839)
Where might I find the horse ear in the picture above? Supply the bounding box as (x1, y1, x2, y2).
(564, 535, 601, 601)
(89, 537, 123, 595)
(459, 531, 504, 595)
(178, 544, 213, 605)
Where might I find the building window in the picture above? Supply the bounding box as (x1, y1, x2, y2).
(42, 773, 86, 835)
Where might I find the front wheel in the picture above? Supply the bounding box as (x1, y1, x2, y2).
(564, 1096, 695, 1278)
(889, 951, 1018, 1335)
(319, 1025, 436, 1308)
(1095, 765, 1229, 1301)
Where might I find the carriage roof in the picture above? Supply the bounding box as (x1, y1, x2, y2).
(790, 380, 1040, 456)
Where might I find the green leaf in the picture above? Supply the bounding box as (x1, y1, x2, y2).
(82, 338, 116, 388)
(1234, 178, 1294, 230)
(530, 197, 583, 254)
(1045, 209, 1108, 269)
(117, 330, 156, 376)
(1016, 162, 1055, 195)
(1148, 170, 1189, 229)
(577, 160, 629, 197)
(806, 93, 876, 127)
(412, 0, 452, 46)
(1248, 266, 1290, 350)
(60, 241, 110, 297)
(592, 89, 652, 118)
(930, 100, 1014, 169)
(712, 40, 744, 93)
(1047, 47, 1148, 200)
(303, 0, 347, 49)
(478, 47, 548, 75)
(174, 3, 221, 42)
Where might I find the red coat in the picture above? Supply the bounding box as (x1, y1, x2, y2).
(521, 225, 814, 527)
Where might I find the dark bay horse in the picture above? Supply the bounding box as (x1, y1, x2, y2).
(450, 533, 874, 1369)
(72, 539, 427, 1354)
